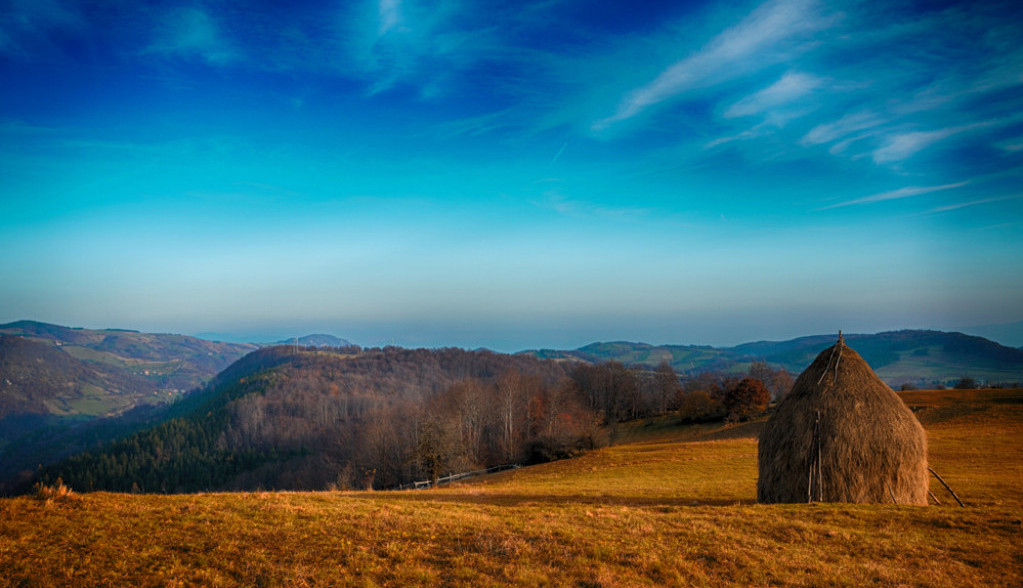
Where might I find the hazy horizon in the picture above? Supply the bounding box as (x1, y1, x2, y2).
(6, 316, 1023, 353)
(3, 0, 1021, 352)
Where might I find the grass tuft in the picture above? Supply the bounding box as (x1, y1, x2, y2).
(32, 477, 79, 505)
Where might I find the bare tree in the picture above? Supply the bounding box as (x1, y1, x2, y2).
(651, 361, 681, 415)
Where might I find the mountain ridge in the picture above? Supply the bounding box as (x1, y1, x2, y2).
(6, 322, 1022, 494)
(276, 334, 352, 348)
(519, 329, 1023, 387)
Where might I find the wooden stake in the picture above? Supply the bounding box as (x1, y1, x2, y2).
(929, 467, 965, 507)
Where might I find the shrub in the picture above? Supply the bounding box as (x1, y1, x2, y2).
(679, 389, 724, 423)
(954, 377, 977, 390)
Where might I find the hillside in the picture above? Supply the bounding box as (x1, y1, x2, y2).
(3, 389, 1020, 587)
(0, 335, 144, 420)
(522, 330, 1023, 386)
(0, 321, 257, 490)
(729, 330, 1023, 385)
(37, 346, 592, 493)
(0, 320, 257, 394)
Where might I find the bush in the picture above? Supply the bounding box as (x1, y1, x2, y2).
(954, 377, 977, 390)
(524, 432, 606, 465)
(679, 389, 725, 423)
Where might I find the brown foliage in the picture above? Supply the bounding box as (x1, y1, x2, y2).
(724, 378, 770, 422)
(678, 389, 724, 422)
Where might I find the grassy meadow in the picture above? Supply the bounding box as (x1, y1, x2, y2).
(1, 389, 1020, 587)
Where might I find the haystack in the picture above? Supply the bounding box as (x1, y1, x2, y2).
(757, 335, 928, 504)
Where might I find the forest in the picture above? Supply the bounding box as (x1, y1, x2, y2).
(39, 345, 791, 493)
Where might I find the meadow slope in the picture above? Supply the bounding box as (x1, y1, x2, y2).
(1, 389, 1020, 587)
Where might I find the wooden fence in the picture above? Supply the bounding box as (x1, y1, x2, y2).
(395, 464, 520, 490)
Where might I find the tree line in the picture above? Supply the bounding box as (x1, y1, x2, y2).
(39, 347, 792, 493)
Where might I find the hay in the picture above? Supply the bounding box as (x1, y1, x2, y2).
(757, 336, 928, 505)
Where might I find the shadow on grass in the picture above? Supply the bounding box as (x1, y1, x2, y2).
(349, 491, 758, 508)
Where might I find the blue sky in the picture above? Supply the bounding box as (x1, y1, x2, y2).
(2, 0, 1022, 350)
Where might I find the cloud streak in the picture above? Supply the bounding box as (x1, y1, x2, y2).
(378, 0, 401, 34)
(927, 194, 1022, 214)
(802, 112, 884, 146)
(592, 0, 832, 131)
(872, 127, 969, 164)
(724, 72, 822, 118)
(143, 7, 239, 65)
(819, 181, 970, 210)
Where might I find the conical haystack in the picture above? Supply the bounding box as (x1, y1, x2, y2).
(757, 335, 928, 504)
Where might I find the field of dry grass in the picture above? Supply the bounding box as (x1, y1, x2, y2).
(2, 389, 1020, 587)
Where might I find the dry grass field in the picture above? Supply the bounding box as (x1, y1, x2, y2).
(1, 389, 1020, 587)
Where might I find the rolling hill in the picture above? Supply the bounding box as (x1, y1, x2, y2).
(0, 321, 258, 489)
(0, 320, 257, 395)
(276, 334, 353, 348)
(35, 345, 584, 494)
(522, 330, 1023, 386)
(7, 323, 1023, 495)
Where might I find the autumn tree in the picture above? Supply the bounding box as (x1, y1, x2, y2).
(748, 361, 793, 400)
(724, 377, 770, 421)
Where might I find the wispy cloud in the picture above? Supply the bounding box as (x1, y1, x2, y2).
(870, 116, 1021, 164)
(548, 142, 568, 167)
(871, 126, 970, 164)
(534, 192, 652, 222)
(0, 0, 83, 58)
(378, 0, 401, 35)
(996, 137, 1023, 153)
(592, 0, 834, 131)
(802, 111, 884, 146)
(724, 72, 821, 118)
(144, 7, 239, 65)
(819, 181, 970, 210)
(337, 0, 513, 98)
(927, 194, 1022, 214)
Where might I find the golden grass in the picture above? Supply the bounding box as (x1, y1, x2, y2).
(2, 389, 1020, 587)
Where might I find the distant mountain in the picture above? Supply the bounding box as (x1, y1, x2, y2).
(520, 330, 1023, 387)
(527, 342, 734, 373)
(958, 320, 1023, 348)
(0, 320, 257, 487)
(0, 321, 257, 393)
(276, 334, 352, 348)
